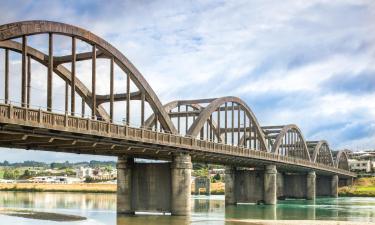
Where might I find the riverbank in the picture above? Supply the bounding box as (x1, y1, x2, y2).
(226, 219, 375, 225)
(0, 183, 116, 193)
(0, 182, 225, 194)
(339, 177, 375, 197)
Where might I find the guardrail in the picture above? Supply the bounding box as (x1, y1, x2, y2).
(0, 104, 356, 177)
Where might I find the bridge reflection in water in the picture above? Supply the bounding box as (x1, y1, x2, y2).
(2, 192, 375, 224)
(0, 20, 355, 216)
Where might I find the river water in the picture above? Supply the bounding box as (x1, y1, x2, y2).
(0, 192, 374, 224)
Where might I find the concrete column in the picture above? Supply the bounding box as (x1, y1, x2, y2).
(331, 175, 338, 198)
(225, 166, 236, 205)
(264, 165, 277, 205)
(277, 172, 284, 199)
(306, 171, 316, 200)
(171, 153, 192, 216)
(117, 156, 134, 214)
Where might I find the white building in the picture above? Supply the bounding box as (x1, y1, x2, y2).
(75, 167, 93, 178)
(349, 159, 372, 172)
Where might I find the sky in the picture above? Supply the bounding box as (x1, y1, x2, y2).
(0, 0, 374, 163)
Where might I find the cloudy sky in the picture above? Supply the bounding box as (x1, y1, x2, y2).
(0, 0, 374, 163)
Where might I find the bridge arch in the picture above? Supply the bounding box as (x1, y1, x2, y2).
(0, 20, 176, 133)
(186, 96, 268, 151)
(306, 140, 334, 166)
(335, 150, 350, 170)
(262, 124, 311, 160)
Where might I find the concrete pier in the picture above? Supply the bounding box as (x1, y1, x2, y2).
(276, 172, 284, 199)
(306, 171, 316, 200)
(225, 166, 236, 205)
(331, 175, 338, 198)
(235, 169, 264, 203)
(171, 153, 192, 216)
(117, 156, 134, 214)
(264, 165, 277, 205)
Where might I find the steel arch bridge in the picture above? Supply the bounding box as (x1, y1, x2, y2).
(0, 21, 353, 177)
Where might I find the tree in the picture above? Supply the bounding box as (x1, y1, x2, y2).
(213, 173, 221, 181)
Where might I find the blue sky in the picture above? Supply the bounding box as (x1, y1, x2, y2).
(0, 0, 374, 162)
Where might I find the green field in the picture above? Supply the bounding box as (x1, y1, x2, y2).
(339, 177, 375, 197)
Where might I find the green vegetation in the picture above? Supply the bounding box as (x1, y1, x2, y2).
(0, 183, 116, 193)
(339, 177, 375, 197)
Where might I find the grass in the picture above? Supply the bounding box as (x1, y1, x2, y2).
(339, 177, 375, 197)
(0, 183, 116, 193)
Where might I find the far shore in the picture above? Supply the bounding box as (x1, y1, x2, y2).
(1, 180, 375, 197)
(0, 183, 116, 193)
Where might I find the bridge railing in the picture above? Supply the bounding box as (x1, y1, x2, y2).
(0, 103, 355, 177)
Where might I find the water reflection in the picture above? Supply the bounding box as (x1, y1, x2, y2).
(0, 192, 375, 225)
(0, 191, 116, 210)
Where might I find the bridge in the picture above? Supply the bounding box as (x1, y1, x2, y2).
(0, 21, 355, 216)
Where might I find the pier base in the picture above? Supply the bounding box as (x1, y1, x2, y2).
(306, 171, 316, 200)
(264, 165, 277, 205)
(116, 153, 192, 216)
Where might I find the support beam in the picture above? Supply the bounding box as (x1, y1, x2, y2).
(126, 73, 130, 125)
(27, 55, 31, 107)
(65, 81, 69, 112)
(110, 57, 114, 122)
(91, 44, 96, 119)
(264, 165, 277, 205)
(171, 153, 192, 216)
(307, 171, 316, 200)
(4, 49, 9, 104)
(141, 92, 145, 127)
(47, 33, 53, 111)
(21, 36, 27, 107)
(117, 156, 134, 214)
(71, 37, 76, 116)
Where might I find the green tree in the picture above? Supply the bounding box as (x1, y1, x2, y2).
(213, 173, 221, 181)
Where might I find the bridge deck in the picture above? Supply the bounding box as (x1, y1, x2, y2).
(0, 104, 355, 177)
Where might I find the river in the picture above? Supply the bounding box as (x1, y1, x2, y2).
(0, 192, 374, 224)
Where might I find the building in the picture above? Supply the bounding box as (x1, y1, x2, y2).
(75, 167, 93, 178)
(349, 159, 372, 173)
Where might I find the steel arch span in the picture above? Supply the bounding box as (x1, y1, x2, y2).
(262, 124, 311, 161)
(145, 97, 268, 151)
(335, 150, 350, 170)
(306, 140, 335, 166)
(0, 20, 176, 133)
